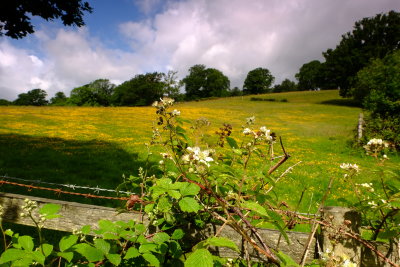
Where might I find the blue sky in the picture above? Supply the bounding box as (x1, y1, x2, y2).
(0, 0, 399, 100)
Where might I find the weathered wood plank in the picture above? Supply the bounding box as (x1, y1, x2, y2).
(0, 193, 315, 263)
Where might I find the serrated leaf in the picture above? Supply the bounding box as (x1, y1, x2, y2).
(169, 240, 182, 258)
(276, 251, 299, 266)
(18, 235, 34, 251)
(242, 201, 268, 217)
(41, 243, 53, 257)
(39, 203, 61, 217)
(184, 249, 213, 267)
(153, 232, 170, 244)
(57, 252, 74, 262)
(135, 224, 146, 235)
(179, 183, 200, 196)
(94, 239, 110, 254)
(158, 196, 172, 212)
(139, 243, 158, 253)
(171, 229, 185, 240)
(81, 225, 91, 235)
(206, 237, 239, 252)
(107, 253, 121, 266)
(167, 189, 181, 199)
(142, 253, 160, 267)
(32, 250, 45, 265)
(226, 137, 239, 149)
(124, 247, 140, 259)
(145, 204, 155, 214)
(0, 248, 25, 263)
(98, 220, 116, 232)
(73, 243, 104, 262)
(59, 235, 78, 252)
(179, 197, 200, 213)
(4, 229, 14, 237)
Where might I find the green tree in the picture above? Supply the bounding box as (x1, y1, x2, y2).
(14, 89, 48, 106)
(0, 99, 11, 106)
(0, 0, 92, 39)
(243, 67, 274, 95)
(161, 70, 181, 99)
(353, 50, 400, 117)
(229, 87, 243, 96)
(273, 79, 297, 93)
(321, 11, 400, 96)
(113, 72, 164, 106)
(295, 60, 322, 90)
(182, 65, 230, 99)
(68, 79, 115, 106)
(50, 91, 67, 106)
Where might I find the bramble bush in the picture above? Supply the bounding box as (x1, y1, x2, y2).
(0, 97, 398, 266)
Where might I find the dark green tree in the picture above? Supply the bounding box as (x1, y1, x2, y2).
(183, 64, 230, 99)
(230, 87, 243, 96)
(0, 99, 11, 106)
(321, 11, 400, 96)
(353, 50, 400, 117)
(295, 60, 322, 90)
(50, 91, 68, 106)
(243, 67, 274, 95)
(68, 79, 115, 106)
(0, 0, 92, 39)
(14, 89, 48, 106)
(161, 70, 181, 99)
(113, 72, 164, 106)
(273, 79, 297, 93)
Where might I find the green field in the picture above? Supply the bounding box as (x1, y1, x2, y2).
(0, 90, 398, 210)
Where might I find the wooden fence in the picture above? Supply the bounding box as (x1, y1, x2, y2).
(0, 193, 398, 266)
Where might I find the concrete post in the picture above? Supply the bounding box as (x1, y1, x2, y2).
(320, 206, 362, 265)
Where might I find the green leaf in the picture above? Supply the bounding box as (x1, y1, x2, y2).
(139, 243, 158, 254)
(171, 229, 185, 240)
(107, 253, 121, 266)
(179, 183, 201, 196)
(0, 248, 25, 263)
(242, 201, 268, 217)
(142, 253, 160, 267)
(41, 243, 53, 257)
(59, 235, 78, 252)
(98, 220, 116, 232)
(179, 197, 200, 213)
(169, 241, 182, 259)
(276, 251, 299, 267)
(167, 189, 182, 199)
(135, 224, 146, 235)
(32, 250, 45, 265)
(18, 235, 34, 251)
(94, 239, 110, 255)
(39, 203, 61, 217)
(184, 249, 213, 267)
(176, 125, 186, 134)
(158, 196, 172, 212)
(57, 252, 74, 262)
(124, 247, 140, 259)
(73, 243, 104, 262)
(226, 137, 239, 149)
(81, 225, 91, 235)
(153, 232, 170, 244)
(206, 237, 239, 252)
(4, 229, 14, 237)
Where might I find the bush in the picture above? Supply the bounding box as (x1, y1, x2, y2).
(361, 114, 400, 150)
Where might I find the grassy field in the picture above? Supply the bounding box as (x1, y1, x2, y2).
(0, 90, 398, 211)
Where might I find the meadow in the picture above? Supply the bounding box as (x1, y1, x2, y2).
(0, 90, 398, 211)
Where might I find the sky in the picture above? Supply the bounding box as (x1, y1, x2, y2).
(0, 0, 399, 101)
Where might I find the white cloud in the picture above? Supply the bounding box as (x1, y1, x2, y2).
(0, 0, 399, 100)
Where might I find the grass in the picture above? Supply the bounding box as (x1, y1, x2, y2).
(0, 90, 398, 212)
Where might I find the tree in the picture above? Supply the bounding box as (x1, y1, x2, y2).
(68, 79, 115, 106)
(321, 11, 400, 96)
(0, 0, 92, 39)
(243, 67, 274, 95)
(295, 60, 322, 90)
(0, 99, 11, 106)
(161, 70, 181, 99)
(14, 89, 48, 106)
(50, 91, 67, 106)
(230, 87, 243, 96)
(273, 79, 297, 93)
(113, 72, 165, 106)
(182, 65, 230, 99)
(353, 50, 400, 117)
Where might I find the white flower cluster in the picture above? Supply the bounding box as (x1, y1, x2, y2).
(171, 109, 180, 117)
(364, 138, 389, 157)
(20, 198, 38, 217)
(242, 126, 273, 141)
(152, 97, 175, 108)
(246, 116, 256, 125)
(340, 163, 360, 173)
(182, 147, 214, 167)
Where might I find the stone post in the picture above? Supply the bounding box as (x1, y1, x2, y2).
(320, 206, 362, 265)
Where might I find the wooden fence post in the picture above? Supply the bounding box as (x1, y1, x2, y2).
(320, 206, 362, 265)
(358, 113, 364, 142)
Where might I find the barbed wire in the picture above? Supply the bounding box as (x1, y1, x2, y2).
(0, 175, 131, 195)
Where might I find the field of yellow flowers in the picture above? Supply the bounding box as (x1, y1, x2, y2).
(0, 90, 398, 210)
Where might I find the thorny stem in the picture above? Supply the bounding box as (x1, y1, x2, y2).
(0, 222, 8, 250)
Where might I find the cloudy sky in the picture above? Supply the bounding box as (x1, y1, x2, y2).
(0, 0, 399, 100)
